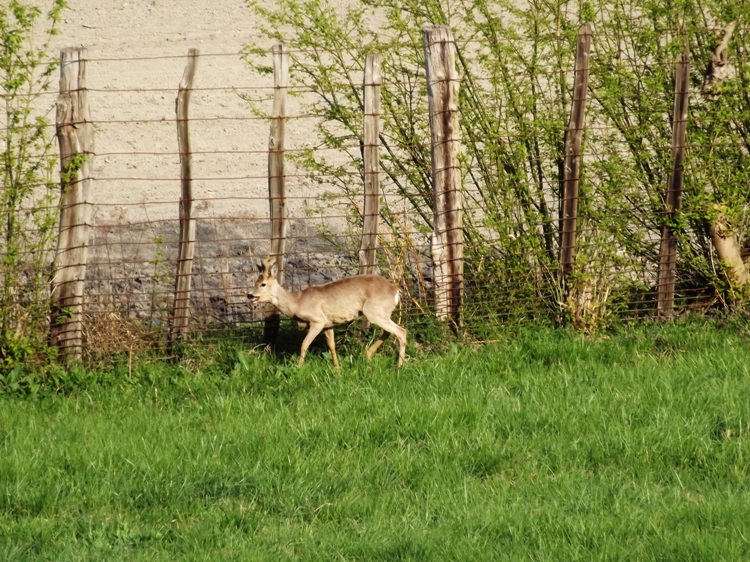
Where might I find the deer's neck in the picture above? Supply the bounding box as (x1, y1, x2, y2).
(271, 284, 302, 319)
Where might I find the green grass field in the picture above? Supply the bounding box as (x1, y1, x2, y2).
(2, 321, 750, 560)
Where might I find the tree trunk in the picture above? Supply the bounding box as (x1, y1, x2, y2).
(707, 206, 749, 287)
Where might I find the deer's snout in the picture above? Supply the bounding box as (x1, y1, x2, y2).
(247, 293, 259, 303)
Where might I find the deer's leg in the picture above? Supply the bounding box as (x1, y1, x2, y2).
(298, 322, 325, 367)
(364, 309, 407, 367)
(388, 322, 408, 367)
(365, 331, 388, 359)
(323, 327, 340, 369)
(396, 328, 407, 367)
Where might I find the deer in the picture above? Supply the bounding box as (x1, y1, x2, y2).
(247, 257, 407, 368)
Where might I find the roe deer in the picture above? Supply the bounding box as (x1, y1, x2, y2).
(247, 257, 407, 368)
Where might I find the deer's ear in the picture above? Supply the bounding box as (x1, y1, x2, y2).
(268, 262, 279, 279)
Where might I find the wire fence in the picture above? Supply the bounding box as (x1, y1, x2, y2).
(3, 22, 749, 362)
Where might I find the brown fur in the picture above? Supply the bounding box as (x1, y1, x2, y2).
(248, 257, 407, 368)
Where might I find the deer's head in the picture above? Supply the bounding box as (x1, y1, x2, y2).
(247, 256, 279, 304)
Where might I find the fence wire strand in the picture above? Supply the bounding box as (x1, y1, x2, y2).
(5, 33, 745, 361)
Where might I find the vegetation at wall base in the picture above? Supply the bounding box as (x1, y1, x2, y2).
(2, 321, 749, 559)
(244, 0, 750, 328)
(0, 0, 67, 377)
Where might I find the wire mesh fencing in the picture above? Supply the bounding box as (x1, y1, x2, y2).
(3, 20, 750, 364)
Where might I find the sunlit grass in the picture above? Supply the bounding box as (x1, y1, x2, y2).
(2, 321, 750, 560)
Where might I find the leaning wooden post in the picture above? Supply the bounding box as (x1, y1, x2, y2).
(559, 23, 592, 285)
(656, 50, 690, 318)
(359, 53, 382, 275)
(423, 26, 463, 329)
(263, 44, 289, 347)
(171, 48, 199, 342)
(51, 47, 94, 362)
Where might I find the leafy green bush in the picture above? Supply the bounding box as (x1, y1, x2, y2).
(0, 0, 67, 380)
(243, 0, 750, 329)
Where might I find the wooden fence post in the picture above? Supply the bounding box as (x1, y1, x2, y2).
(171, 48, 199, 342)
(559, 23, 592, 284)
(263, 44, 289, 347)
(359, 53, 382, 275)
(423, 26, 464, 329)
(51, 47, 93, 362)
(656, 50, 690, 317)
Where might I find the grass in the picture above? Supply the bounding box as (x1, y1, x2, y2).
(2, 320, 750, 560)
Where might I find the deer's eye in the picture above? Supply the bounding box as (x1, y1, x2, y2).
(261, 283, 267, 287)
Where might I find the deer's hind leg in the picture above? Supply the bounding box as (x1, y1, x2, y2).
(363, 308, 407, 367)
(323, 327, 340, 369)
(365, 331, 389, 360)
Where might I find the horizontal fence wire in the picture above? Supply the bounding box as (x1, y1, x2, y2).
(3, 35, 745, 362)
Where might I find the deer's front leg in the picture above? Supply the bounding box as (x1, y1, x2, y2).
(298, 322, 324, 366)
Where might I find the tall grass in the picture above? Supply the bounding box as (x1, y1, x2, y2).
(2, 321, 750, 560)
